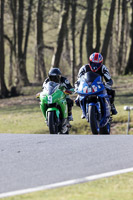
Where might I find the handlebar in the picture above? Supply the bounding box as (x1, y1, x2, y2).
(36, 92, 40, 98)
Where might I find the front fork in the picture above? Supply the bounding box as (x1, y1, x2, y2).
(40, 101, 60, 121)
(88, 102, 101, 120)
(80, 99, 101, 120)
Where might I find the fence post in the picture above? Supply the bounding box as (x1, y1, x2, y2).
(127, 110, 130, 135)
(124, 106, 133, 135)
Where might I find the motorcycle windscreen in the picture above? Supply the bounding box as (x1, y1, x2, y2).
(43, 81, 60, 95)
(84, 71, 102, 83)
(78, 71, 103, 95)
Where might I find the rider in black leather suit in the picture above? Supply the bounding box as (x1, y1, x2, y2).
(75, 52, 117, 118)
(43, 68, 74, 121)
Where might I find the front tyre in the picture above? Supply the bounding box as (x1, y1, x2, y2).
(48, 112, 58, 134)
(100, 123, 110, 135)
(89, 105, 100, 135)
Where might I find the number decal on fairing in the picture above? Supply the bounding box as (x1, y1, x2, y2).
(48, 95, 52, 104)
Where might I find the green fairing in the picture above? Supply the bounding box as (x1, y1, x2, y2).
(40, 88, 68, 120)
(40, 100, 46, 118)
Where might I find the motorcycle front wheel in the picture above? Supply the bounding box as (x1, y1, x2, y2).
(48, 111, 58, 134)
(100, 122, 110, 135)
(89, 105, 100, 135)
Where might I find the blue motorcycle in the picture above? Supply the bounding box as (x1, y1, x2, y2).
(76, 71, 111, 135)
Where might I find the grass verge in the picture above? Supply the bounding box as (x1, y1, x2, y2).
(1, 172, 133, 200)
(0, 103, 132, 135)
(0, 87, 133, 135)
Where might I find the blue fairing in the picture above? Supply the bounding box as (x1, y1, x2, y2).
(78, 76, 107, 97)
(77, 71, 110, 127)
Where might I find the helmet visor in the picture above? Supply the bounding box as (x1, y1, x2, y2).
(90, 62, 101, 71)
(49, 75, 60, 83)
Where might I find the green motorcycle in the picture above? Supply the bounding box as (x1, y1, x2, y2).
(38, 81, 73, 134)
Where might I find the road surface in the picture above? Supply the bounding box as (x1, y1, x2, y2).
(0, 133, 133, 196)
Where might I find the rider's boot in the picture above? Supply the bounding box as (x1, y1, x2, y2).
(111, 103, 117, 115)
(81, 113, 85, 119)
(67, 98, 74, 121)
(68, 113, 73, 121)
(75, 96, 80, 107)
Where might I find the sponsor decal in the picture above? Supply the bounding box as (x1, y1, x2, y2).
(88, 88, 92, 92)
(92, 85, 97, 92)
(83, 86, 89, 93)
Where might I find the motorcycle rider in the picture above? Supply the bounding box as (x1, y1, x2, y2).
(75, 52, 118, 118)
(43, 68, 74, 121)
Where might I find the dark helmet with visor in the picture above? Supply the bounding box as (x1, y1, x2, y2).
(48, 68, 61, 83)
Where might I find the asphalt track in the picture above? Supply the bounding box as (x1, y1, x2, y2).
(0, 134, 133, 197)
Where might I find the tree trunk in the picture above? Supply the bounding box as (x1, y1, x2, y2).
(51, 0, 70, 68)
(108, 36, 114, 74)
(17, 0, 33, 86)
(86, 0, 95, 60)
(114, 0, 121, 74)
(101, 0, 116, 62)
(0, 0, 9, 97)
(125, 0, 133, 74)
(78, 10, 88, 71)
(64, 26, 71, 66)
(115, 0, 121, 45)
(4, 35, 13, 87)
(17, 0, 28, 85)
(71, 0, 77, 85)
(10, 0, 18, 86)
(94, 0, 102, 52)
(8, 47, 13, 87)
(116, 0, 128, 74)
(35, 0, 46, 82)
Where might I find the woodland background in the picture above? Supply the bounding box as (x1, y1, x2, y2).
(0, 0, 133, 98)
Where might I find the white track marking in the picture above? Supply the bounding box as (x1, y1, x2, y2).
(0, 167, 133, 198)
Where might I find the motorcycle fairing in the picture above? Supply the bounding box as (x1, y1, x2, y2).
(77, 71, 111, 128)
(77, 76, 106, 96)
(40, 81, 68, 119)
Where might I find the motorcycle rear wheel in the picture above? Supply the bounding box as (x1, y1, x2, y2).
(89, 105, 100, 135)
(48, 111, 58, 134)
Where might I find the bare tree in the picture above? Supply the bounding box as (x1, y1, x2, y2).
(9, 0, 18, 86)
(64, 26, 71, 66)
(0, 0, 9, 97)
(17, 0, 33, 86)
(125, 0, 133, 74)
(94, 0, 103, 52)
(116, 0, 128, 74)
(71, 0, 77, 85)
(4, 35, 13, 86)
(51, 0, 70, 68)
(78, 9, 88, 69)
(84, 0, 102, 60)
(34, 0, 46, 82)
(101, 0, 116, 62)
(115, 0, 121, 45)
(86, 0, 95, 59)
